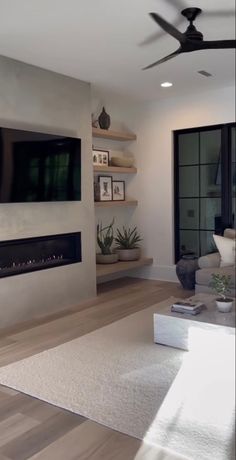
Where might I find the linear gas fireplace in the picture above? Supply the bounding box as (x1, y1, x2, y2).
(0, 232, 81, 278)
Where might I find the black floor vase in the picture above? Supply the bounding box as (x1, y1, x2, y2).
(98, 107, 111, 130)
(176, 254, 199, 290)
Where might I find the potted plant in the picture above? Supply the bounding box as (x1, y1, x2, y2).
(115, 226, 142, 261)
(210, 273, 233, 312)
(96, 219, 118, 264)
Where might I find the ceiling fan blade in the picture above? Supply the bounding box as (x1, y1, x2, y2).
(150, 12, 186, 43)
(143, 49, 181, 70)
(199, 40, 236, 50)
(139, 17, 183, 47)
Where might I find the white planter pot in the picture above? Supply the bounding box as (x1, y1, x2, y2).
(96, 253, 118, 264)
(216, 298, 233, 313)
(116, 248, 141, 261)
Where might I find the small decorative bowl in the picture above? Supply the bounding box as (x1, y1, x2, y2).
(110, 157, 134, 168)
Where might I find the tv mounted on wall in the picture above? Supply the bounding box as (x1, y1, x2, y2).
(0, 127, 81, 203)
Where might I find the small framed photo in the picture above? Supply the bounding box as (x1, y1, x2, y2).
(112, 180, 125, 201)
(92, 148, 109, 166)
(98, 176, 112, 201)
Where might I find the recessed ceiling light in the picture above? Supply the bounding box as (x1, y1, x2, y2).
(161, 82, 173, 88)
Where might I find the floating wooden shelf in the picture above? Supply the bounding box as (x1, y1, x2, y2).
(96, 257, 153, 280)
(92, 127, 137, 142)
(95, 200, 138, 208)
(93, 165, 137, 174)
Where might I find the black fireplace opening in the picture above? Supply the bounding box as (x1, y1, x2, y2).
(0, 232, 81, 278)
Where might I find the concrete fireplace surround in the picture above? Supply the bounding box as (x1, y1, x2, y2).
(0, 55, 96, 329)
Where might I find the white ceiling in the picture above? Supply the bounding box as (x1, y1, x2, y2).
(0, 0, 235, 101)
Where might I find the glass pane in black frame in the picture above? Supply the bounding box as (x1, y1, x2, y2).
(179, 230, 199, 257)
(200, 164, 221, 198)
(179, 166, 199, 197)
(178, 133, 199, 165)
(179, 198, 199, 230)
(200, 129, 221, 164)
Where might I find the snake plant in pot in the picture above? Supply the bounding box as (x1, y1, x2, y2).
(210, 273, 233, 313)
(96, 219, 118, 264)
(115, 226, 142, 261)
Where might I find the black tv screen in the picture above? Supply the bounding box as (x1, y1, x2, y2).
(0, 128, 81, 202)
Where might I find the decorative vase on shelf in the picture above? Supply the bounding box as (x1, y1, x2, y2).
(176, 253, 198, 290)
(98, 107, 111, 130)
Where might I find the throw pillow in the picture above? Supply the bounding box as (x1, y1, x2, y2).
(213, 234, 236, 267)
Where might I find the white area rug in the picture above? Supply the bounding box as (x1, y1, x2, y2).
(0, 298, 235, 460)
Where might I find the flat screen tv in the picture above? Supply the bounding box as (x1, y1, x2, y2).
(0, 127, 81, 202)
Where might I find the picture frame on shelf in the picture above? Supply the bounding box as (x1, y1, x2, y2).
(98, 176, 112, 201)
(112, 180, 125, 201)
(92, 148, 109, 166)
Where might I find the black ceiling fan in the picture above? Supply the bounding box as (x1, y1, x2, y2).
(143, 7, 236, 70)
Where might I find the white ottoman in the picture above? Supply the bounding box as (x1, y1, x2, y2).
(154, 294, 235, 351)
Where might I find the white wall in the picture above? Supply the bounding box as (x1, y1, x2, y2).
(137, 85, 235, 281)
(92, 84, 235, 281)
(0, 56, 96, 327)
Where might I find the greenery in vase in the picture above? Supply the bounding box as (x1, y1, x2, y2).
(210, 273, 232, 300)
(97, 219, 115, 255)
(115, 226, 142, 249)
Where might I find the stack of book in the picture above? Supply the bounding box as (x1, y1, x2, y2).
(171, 300, 204, 315)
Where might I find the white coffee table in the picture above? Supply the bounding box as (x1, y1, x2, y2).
(154, 293, 235, 351)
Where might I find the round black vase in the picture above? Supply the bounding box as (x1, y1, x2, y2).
(176, 254, 199, 290)
(98, 107, 111, 130)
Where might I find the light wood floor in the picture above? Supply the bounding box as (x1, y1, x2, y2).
(0, 278, 192, 460)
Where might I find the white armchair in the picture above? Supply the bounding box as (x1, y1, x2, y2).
(195, 228, 236, 295)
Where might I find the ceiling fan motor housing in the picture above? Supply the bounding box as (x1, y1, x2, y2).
(182, 8, 203, 41)
(185, 25, 203, 41)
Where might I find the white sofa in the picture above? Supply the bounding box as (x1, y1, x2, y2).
(195, 228, 236, 295)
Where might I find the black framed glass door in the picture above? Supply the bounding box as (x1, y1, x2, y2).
(174, 122, 235, 262)
(230, 125, 236, 228)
